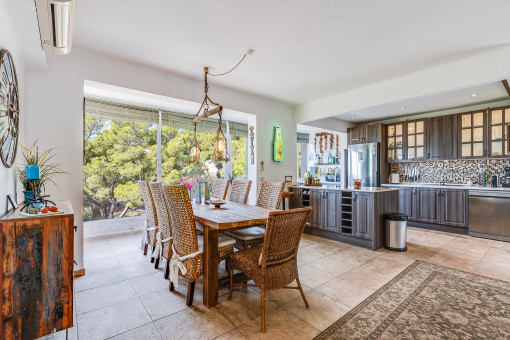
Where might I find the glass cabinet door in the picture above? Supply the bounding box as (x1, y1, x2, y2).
(489, 107, 510, 157)
(460, 111, 486, 158)
(407, 119, 425, 160)
(387, 123, 404, 161)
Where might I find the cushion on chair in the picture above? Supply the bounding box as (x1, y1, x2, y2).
(196, 234, 236, 251)
(226, 227, 266, 241)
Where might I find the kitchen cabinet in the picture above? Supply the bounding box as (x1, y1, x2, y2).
(310, 190, 323, 229)
(290, 188, 303, 208)
(414, 187, 467, 228)
(406, 119, 426, 161)
(348, 123, 382, 144)
(352, 192, 374, 239)
(398, 187, 417, 221)
(488, 106, 510, 157)
(459, 110, 487, 159)
(427, 115, 458, 160)
(386, 122, 405, 161)
(325, 190, 341, 233)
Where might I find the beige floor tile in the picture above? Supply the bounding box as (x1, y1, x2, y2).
(335, 266, 392, 291)
(492, 240, 510, 250)
(154, 303, 235, 340)
(295, 264, 338, 289)
(427, 253, 479, 272)
(237, 308, 320, 340)
(75, 280, 137, 315)
(109, 322, 162, 340)
(122, 260, 163, 279)
(482, 246, 510, 266)
(282, 291, 350, 331)
(215, 329, 248, 340)
(74, 266, 127, 292)
(77, 298, 152, 340)
(404, 243, 441, 260)
(406, 229, 427, 240)
(117, 250, 152, 266)
(139, 288, 189, 321)
(475, 262, 510, 282)
(435, 246, 486, 262)
(216, 286, 278, 327)
(448, 235, 494, 252)
(112, 243, 143, 256)
(297, 242, 344, 265)
(363, 253, 416, 277)
(314, 276, 376, 308)
(262, 281, 312, 306)
(305, 253, 361, 276)
(130, 272, 171, 296)
(414, 232, 457, 247)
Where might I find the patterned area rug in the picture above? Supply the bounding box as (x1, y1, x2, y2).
(315, 260, 510, 339)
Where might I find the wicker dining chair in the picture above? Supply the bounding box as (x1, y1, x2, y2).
(228, 207, 313, 332)
(148, 182, 173, 276)
(228, 179, 252, 204)
(210, 179, 230, 200)
(226, 181, 285, 250)
(138, 180, 158, 262)
(162, 184, 236, 306)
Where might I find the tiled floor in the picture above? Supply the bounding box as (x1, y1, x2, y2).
(41, 227, 510, 340)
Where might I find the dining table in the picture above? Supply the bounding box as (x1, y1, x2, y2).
(192, 201, 275, 308)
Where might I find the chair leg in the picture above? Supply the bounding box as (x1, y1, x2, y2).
(154, 255, 160, 269)
(225, 257, 231, 272)
(169, 281, 174, 291)
(143, 243, 148, 255)
(164, 259, 170, 279)
(261, 290, 266, 333)
(296, 276, 309, 308)
(228, 269, 234, 300)
(150, 246, 155, 263)
(186, 281, 196, 307)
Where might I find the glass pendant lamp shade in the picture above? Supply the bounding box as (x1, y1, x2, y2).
(188, 123, 201, 164)
(213, 114, 230, 162)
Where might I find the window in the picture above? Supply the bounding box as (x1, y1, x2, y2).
(83, 98, 248, 221)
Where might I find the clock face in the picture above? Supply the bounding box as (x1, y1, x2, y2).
(0, 49, 19, 168)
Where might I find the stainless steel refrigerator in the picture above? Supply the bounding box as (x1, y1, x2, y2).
(347, 143, 380, 187)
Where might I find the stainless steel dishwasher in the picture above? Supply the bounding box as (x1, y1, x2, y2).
(469, 190, 510, 242)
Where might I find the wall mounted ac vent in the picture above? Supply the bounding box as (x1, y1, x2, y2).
(34, 0, 75, 55)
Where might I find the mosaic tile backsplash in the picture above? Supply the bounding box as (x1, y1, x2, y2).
(391, 159, 510, 185)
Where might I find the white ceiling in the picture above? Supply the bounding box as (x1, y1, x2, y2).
(337, 81, 510, 122)
(73, 0, 510, 106)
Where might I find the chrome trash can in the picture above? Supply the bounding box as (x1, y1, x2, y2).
(384, 213, 408, 251)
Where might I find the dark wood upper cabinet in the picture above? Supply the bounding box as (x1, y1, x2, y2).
(366, 123, 381, 143)
(348, 126, 363, 144)
(426, 115, 458, 160)
(386, 122, 405, 161)
(488, 106, 510, 158)
(458, 110, 488, 159)
(348, 123, 382, 145)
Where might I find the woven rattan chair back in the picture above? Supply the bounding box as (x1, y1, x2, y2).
(148, 182, 172, 259)
(228, 179, 252, 204)
(211, 179, 230, 200)
(162, 184, 199, 257)
(260, 207, 313, 267)
(138, 180, 158, 228)
(256, 181, 285, 210)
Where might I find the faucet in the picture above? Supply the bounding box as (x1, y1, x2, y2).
(438, 173, 445, 186)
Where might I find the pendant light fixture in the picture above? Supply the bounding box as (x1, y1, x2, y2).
(189, 50, 252, 164)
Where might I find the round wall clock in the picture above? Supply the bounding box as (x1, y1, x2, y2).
(0, 49, 20, 168)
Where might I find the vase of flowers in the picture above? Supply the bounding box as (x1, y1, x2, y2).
(17, 139, 67, 202)
(179, 175, 199, 200)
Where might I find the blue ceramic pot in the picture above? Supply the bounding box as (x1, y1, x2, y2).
(23, 190, 41, 203)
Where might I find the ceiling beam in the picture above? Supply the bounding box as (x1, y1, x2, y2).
(502, 79, 510, 97)
(294, 44, 510, 123)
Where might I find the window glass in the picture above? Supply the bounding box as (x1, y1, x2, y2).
(492, 110, 503, 125)
(408, 135, 415, 147)
(473, 112, 484, 126)
(416, 121, 424, 133)
(492, 141, 503, 156)
(416, 134, 424, 146)
(473, 143, 484, 157)
(407, 122, 415, 134)
(492, 126, 503, 140)
(462, 144, 471, 157)
(395, 124, 403, 136)
(416, 147, 424, 158)
(461, 114, 471, 128)
(473, 127, 484, 142)
(462, 129, 472, 143)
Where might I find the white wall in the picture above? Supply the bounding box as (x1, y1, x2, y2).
(25, 48, 297, 271)
(0, 10, 27, 217)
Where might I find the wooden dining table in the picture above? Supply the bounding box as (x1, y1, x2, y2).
(192, 201, 275, 308)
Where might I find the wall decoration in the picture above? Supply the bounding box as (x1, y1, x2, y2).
(249, 125, 255, 164)
(284, 175, 292, 182)
(273, 126, 283, 161)
(0, 49, 20, 168)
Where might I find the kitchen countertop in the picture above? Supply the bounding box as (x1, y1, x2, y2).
(382, 183, 510, 192)
(289, 185, 399, 193)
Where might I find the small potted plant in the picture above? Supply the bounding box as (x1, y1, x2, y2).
(17, 139, 67, 202)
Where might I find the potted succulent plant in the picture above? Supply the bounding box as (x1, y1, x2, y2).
(17, 139, 67, 202)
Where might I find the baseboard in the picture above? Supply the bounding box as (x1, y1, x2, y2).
(74, 268, 85, 277)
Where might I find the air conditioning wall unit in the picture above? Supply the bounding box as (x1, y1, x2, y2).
(35, 0, 75, 55)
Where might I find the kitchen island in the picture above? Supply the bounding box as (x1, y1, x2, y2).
(288, 185, 399, 250)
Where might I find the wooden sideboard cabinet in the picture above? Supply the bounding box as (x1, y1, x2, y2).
(1, 201, 74, 340)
